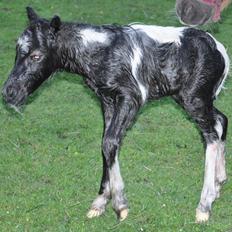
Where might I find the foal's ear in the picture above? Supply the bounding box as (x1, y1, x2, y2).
(26, 7, 39, 22)
(50, 15, 61, 31)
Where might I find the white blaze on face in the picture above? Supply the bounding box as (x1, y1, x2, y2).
(80, 29, 108, 46)
(131, 24, 185, 45)
(17, 34, 31, 54)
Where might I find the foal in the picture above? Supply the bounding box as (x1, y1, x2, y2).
(2, 7, 230, 222)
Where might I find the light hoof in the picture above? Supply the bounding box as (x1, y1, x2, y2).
(195, 209, 209, 223)
(119, 208, 129, 221)
(87, 208, 104, 219)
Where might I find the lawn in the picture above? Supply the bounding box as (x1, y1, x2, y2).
(0, 0, 232, 231)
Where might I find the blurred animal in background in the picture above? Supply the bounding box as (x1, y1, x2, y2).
(176, 0, 231, 26)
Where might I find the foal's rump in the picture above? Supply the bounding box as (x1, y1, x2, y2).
(129, 25, 230, 100)
(175, 28, 229, 99)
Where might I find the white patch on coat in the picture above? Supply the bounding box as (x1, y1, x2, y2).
(80, 29, 108, 46)
(131, 24, 185, 45)
(207, 33, 230, 97)
(17, 35, 31, 54)
(130, 46, 147, 102)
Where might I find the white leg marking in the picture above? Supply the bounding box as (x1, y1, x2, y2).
(87, 183, 110, 219)
(109, 156, 128, 220)
(196, 142, 218, 223)
(215, 140, 226, 199)
(216, 142, 226, 184)
(110, 156, 124, 197)
(131, 46, 147, 103)
(214, 119, 227, 185)
(215, 143, 225, 199)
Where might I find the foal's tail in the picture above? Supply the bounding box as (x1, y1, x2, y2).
(208, 34, 230, 98)
(214, 40, 230, 97)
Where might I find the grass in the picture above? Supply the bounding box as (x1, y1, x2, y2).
(0, 0, 232, 231)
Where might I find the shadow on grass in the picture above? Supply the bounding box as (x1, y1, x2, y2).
(0, 68, 209, 150)
(141, 96, 205, 144)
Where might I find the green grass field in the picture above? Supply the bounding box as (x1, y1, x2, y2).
(0, 0, 232, 231)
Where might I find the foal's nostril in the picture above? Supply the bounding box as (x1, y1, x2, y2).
(3, 85, 17, 101)
(7, 86, 15, 97)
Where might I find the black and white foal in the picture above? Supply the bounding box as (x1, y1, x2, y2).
(2, 7, 230, 222)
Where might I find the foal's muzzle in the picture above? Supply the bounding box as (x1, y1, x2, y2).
(2, 83, 27, 107)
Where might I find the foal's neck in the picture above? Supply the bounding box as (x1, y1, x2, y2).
(56, 22, 109, 78)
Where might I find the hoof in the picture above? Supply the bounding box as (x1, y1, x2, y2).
(195, 209, 209, 223)
(119, 208, 129, 221)
(87, 208, 104, 219)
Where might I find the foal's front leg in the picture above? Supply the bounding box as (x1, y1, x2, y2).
(86, 152, 111, 219)
(87, 102, 114, 218)
(105, 97, 139, 220)
(87, 96, 139, 220)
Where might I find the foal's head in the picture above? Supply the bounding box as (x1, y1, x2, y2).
(2, 7, 61, 107)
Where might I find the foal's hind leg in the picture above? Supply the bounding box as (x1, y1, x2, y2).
(213, 108, 228, 198)
(196, 108, 227, 221)
(175, 96, 227, 223)
(196, 141, 219, 222)
(193, 106, 227, 223)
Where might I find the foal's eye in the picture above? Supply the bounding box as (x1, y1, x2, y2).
(30, 54, 41, 61)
